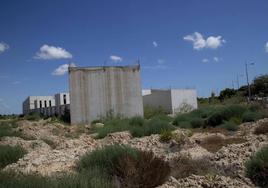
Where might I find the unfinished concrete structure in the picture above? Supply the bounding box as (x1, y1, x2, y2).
(69, 65, 143, 124)
(22, 93, 70, 116)
(142, 89, 197, 114)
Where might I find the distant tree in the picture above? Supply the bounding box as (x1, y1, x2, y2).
(251, 74, 268, 97)
(219, 88, 237, 101)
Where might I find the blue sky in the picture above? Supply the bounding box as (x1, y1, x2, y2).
(0, 0, 268, 114)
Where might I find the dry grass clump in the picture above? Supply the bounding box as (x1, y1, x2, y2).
(169, 155, 217, 179)
(198, 135, 246, 153)
(254, 122, 268, 135)
(114, 151, 170, 188)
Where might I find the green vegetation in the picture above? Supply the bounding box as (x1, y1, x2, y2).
(173, 104, 265, 131)
(78, 145, 170, 188)
(246, 145, 268, 187)
(0, 121, 35, 140)
(95, 116, 175, 139)
(0, 145, 169, 188)
(0, 145, 27, 169)
(143, 105, 168, 119)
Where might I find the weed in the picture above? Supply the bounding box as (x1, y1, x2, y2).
(0, 145, 27, 169)
(246, 145, 268, 187)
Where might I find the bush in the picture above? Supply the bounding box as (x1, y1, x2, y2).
(254, 122, 268, 135)
(78, 145, 169, 188)
(129, 116, 144, 127)
(0, 170, 114, 188)
(246, 145, 268, 187)
(144, 105, 167, 119)
(219, 121, 238, 131)
(242, 111, 263, 122)
(114, 151, 170, 187)
(130, 118, 175, 137)
(160, 130, 173, 142)
(0, 145, 27, 169)
(78, 145, 139, 173)
(25, 112, 42, 121)
(95, 116, 175, 139)
(190, 118, 204, 128)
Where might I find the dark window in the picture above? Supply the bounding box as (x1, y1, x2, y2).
(63, 94, 66, 105)
(49, 100, 52, 107)
(39, 101, 42, 108)
(44, 101, 47, 108)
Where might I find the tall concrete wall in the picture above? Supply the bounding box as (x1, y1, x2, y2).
(171, 89, 198, 114)
(142, 89, 172, 113)
(142, 89, 197, 114)
(69, 65, 143, 124)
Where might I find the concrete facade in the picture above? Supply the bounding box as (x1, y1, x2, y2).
(22, 93, 70, 116)
(142, 89, 197, 114)
(69, 65, 143, 124)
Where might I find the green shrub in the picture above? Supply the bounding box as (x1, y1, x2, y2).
(242, 111, 263, 122)
(246, 145, 268, 187)
(144, 105, 167, 119)
(0, 145, 27, 169)
(129, 116, 144, 126)
(0, 170, 114, 188)
(0, 121, 30, 139)
(219, 121, 238, 131)
(25, 112, 42, 121)
(78, 145, 139, 173)
(229, 116, 242, 125)
(131, 118, 175, 137)
(190, 118, 204, 128)
(160, 130, 173, 142)
(206, 111, 224, 127)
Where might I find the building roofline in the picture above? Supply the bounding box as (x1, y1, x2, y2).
(69, 64, 140, 72)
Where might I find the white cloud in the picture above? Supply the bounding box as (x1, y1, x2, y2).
(52, 63, 76, 76)
(183, 32, 225, 50)
(265, 42, 268, 53)
(110, 55, 122, 62)
(34, 44, 72, 60)
(153, 41, 158, 47)
(202, 58, 209, 63)
(213, 57, 219, 62)
(0, 42, 9, 53)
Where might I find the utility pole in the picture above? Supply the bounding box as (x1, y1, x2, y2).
(236, 75, 240, 89)
(245, 62, 254, 101)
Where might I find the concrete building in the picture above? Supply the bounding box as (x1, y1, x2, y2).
(22, 93, 70, 116)
(142, 89, 197, 114)
(69, 65, 143, 124)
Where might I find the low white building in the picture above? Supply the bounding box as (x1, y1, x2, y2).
(142, 89, 197, 114)
(22, 93, 70, 116)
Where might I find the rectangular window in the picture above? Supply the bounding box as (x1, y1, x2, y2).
(39, 101, 42, 108)
(49, 100, 52, 107)
(44, 101, 47, 108)
(63, 94, 66, 105)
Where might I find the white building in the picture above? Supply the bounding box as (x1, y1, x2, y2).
(22, 93, 70, 116)
(142, 89, 197, 114)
